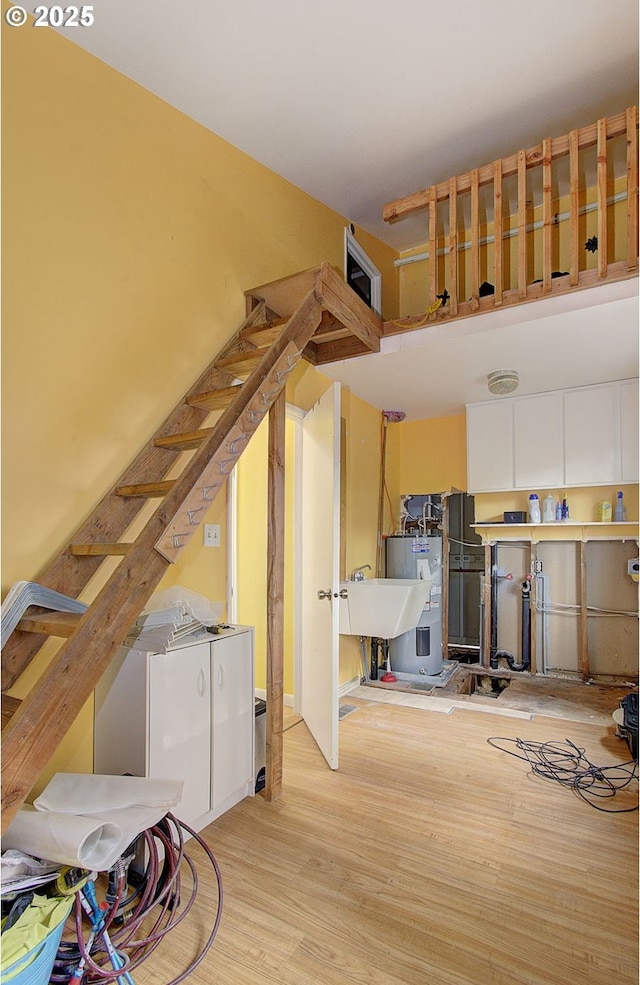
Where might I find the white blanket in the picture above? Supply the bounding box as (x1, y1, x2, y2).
(3, 774, 183, 871)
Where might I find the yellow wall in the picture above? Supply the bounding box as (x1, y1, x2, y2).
(384, 415, 467, 530)
(2, 23, 398, 791)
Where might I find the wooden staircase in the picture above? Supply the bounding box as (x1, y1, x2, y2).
(1, 262, 382, 832)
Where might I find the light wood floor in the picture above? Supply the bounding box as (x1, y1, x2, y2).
(134, 698, 638, 985)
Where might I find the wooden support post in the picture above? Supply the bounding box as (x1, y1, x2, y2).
(493, 161, 503, 306)
(448, 178, 458, 316)
(569, 129, 580, 286)
(578, 542, 589, 681)
(517, 150, 527, 299)
(542, 138, 553, 294)
(626, 105, 638, 272)
(265, 388, 286, 801)
(596, 117, 608, 279)
(470, 169, 480, 309)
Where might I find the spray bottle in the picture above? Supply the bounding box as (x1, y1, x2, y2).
(614, 491, 627, 522)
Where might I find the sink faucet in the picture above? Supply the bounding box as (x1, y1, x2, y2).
(350, 564, 372, 581)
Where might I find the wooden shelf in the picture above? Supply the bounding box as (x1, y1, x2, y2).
(472, 521, 639, 542)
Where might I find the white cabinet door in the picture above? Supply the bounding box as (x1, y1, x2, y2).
(620, 379, 639, 482)
(211, 631, 253, 812)
(148, 641, 211, 826)
(564, 385, 618, 485)
(467, 401, 513, 492)
(513, 392, 564, 489)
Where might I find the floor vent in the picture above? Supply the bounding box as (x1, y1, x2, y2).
(339, 704, 358, 720)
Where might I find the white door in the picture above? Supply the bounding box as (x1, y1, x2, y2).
(300, 383, 340, 769)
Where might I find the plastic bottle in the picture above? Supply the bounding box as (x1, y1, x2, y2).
(561, 497, 569, 520)
(614, 490, 627, 522)
(528, 494, 541, 523)
(542, 494, 556, 523)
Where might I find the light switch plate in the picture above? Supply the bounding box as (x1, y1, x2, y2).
(204, 524, 221, 547)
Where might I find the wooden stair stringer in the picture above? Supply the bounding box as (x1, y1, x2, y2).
(313, 262, 382, 357)
(0, 302, 270, 692)
(245, 262, 383, 367)
(1, 288, 324, 832)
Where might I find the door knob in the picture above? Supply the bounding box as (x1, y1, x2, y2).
(317, 589, 332, 600)
(338, 589, 348, 599)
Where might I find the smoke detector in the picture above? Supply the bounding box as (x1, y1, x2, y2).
(487, 370, 519, 395)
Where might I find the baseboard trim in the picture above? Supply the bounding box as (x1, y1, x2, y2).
(255, 678, 361, 704)
(254, 688, 294, 707)
(339, 676, 362, 698)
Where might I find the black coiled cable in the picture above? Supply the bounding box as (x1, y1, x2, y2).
(487, 736, 638, 813)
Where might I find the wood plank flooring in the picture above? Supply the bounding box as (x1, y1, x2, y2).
(133, 698, 638, 985)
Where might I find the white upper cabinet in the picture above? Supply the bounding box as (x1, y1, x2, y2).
(513, 392, 564, 489)
(466, 399, 513, 492)
(620, 379, 639, 483)
(563, 384, 618, 485)
(467, 379, 638, 493)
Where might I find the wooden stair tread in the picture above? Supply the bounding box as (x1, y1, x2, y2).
(70, 543, 133, 556)
(17, 610, 82, 638)
(115, 480, 174, 498)
(214, 349, 269, 375)
(186, 385, 243, 412)
(2, 695, 21, 732)
(239, 318, 287, 347)
(155, 427, 214, 451)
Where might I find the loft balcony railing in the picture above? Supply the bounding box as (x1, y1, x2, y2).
(383, 106, 638, 330)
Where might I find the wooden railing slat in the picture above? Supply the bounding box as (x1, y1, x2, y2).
(569, 129, 580, 286)
(428, 186, 437, 311)
(470, 169, 479, 309)
(448, 177, 458, 316)
(493, 160, 503, 306)
(542, 138, 553, 294)
(627, 106, 639, 272)
(597, 117, 608, 279)
(517, 150, 527, 299)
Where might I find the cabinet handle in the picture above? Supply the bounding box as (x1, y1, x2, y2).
(197, 668, 206, 697)
(218, 664, 224, 689)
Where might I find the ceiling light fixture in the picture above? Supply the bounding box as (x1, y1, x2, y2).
(487, 370, 519, 395)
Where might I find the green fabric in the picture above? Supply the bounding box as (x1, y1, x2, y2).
(1, 893, 73, 972)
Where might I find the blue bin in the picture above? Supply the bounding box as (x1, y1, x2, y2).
(1, 907, 69, 985)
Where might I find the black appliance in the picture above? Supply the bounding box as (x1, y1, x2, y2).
(447, 493, 483, 648)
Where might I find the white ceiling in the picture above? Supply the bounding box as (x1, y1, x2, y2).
(61, 0, 638, 252)
(59, 1, 639, 419)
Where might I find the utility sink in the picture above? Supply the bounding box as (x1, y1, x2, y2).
(339, 578, 432, 639)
